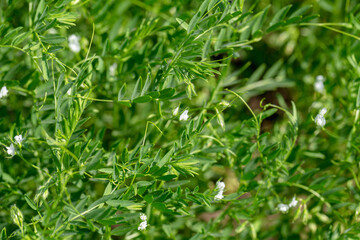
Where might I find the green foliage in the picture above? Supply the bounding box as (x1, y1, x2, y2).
(0, 0, 360, 239)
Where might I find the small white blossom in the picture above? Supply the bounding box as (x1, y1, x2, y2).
(277, 203, 289, 213)
(138, 220, 147, 231)
(179, 110, 189, 121)
(6, 143, 15, 157)
(0, 86, 8, 98)
(214, 190, 224, 200)
(14, 135, 23, 145)
(319, 108, 327, 116)
(140, 213, 147, 221)
(316, 75, 325, 82)
(216, 181, 225, 191)
(214, 181, 225, 201)
(109, 63, 117, 76)
(314, 75, 325, 93)
(72, 0, 80, 4)
(138, 213, 148, 231)
(288, 196, 298, 208)
(314, 107, 327, 127)
(173, 106, 179, 116)
(67, 88, 72, 95)
(315, 114, 326, 127)
(314, 81, 324, 93)
(68, 34, 80, 53)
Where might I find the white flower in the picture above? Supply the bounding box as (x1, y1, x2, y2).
(314, 108, 327, 127)
(316, 75, 325, 82)
(314, 81, 324, 93)
(138, 220, 147, 231)
(173, 106, 179, 116)
(109, 63, 117, 76)
(319, 108, 327, 115)
(288, 196, 298, 208)
(71, 0, 80, 4)
(315, 114, 326, 127)
(67, 88, 72, 95)
(138, 213, 148, 231)
(216, 181, 225, 191)
(0, 86, 8, 98)
(179, 110, 189, 121)
(140, 213, 147, 221)
(214, 190, 224, 201)
(14, 135, 23, 145)
(314, 75, 325, 93)
(6, 143, 15, 157)
(214, 181, 225, 201)
(277, 203, 289, 213)
(68, 34, 80, 53)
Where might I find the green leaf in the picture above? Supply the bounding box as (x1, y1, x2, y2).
(260, 108, 278, 121)
(157, 174, 177, 181)
(111, 226, 134, 236)
(147, 91, 161, 98)
(88, 195, 116, 209)
(12, 32, 30, 45)
(152, 202, 173, 213)
(85, 206, 116, 220)
(35, 0, 46, 22)
(41, 34, 66, 44)
(36, 18, 57, 33)
(176, 18, 188, 31)
(131, 76, 142, 100)
(303, 151, 325, 159)
(207, 0, 218, 11)
(289, 5, 312, 18)
(55, 0, 72, 8)
(106, 200, 144, 210)
(48, 46, 64, 53)
(2, 27, 23, 44)
(202, 31, 212, 60)
(132, 95, 152, 103)
(248, 64, 266, 83)
(24, 194, 38, 211)
(199, 0, 210, 14)
(136, 181, 153, 187)
(251, 5, 270, 35)
(188, 12, 201, 33)
(141, 72, 152, 96)
(269, 5, 292, 26)
(41, 53, 49, 81)
(117, 100, 132, 107)
(263, 59, 283, 79)
(157, 147, 174, 168)
(117, 83, 126, 101)
(0, 228, 7, 240)
(163, 180, 190, 188)
(158, 88, 175, 99)
(215, 28, 225, 51)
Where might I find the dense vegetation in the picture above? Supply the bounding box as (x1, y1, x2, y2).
(1, 0, 360, 239)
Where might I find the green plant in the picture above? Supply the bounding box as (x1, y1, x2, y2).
(1, 0, 360, 239)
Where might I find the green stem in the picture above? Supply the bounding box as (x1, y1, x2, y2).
(300, 23, 360, 41)
(349, 167, 360, 191)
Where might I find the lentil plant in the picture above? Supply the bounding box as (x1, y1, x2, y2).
(1, 0, 360, 239)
